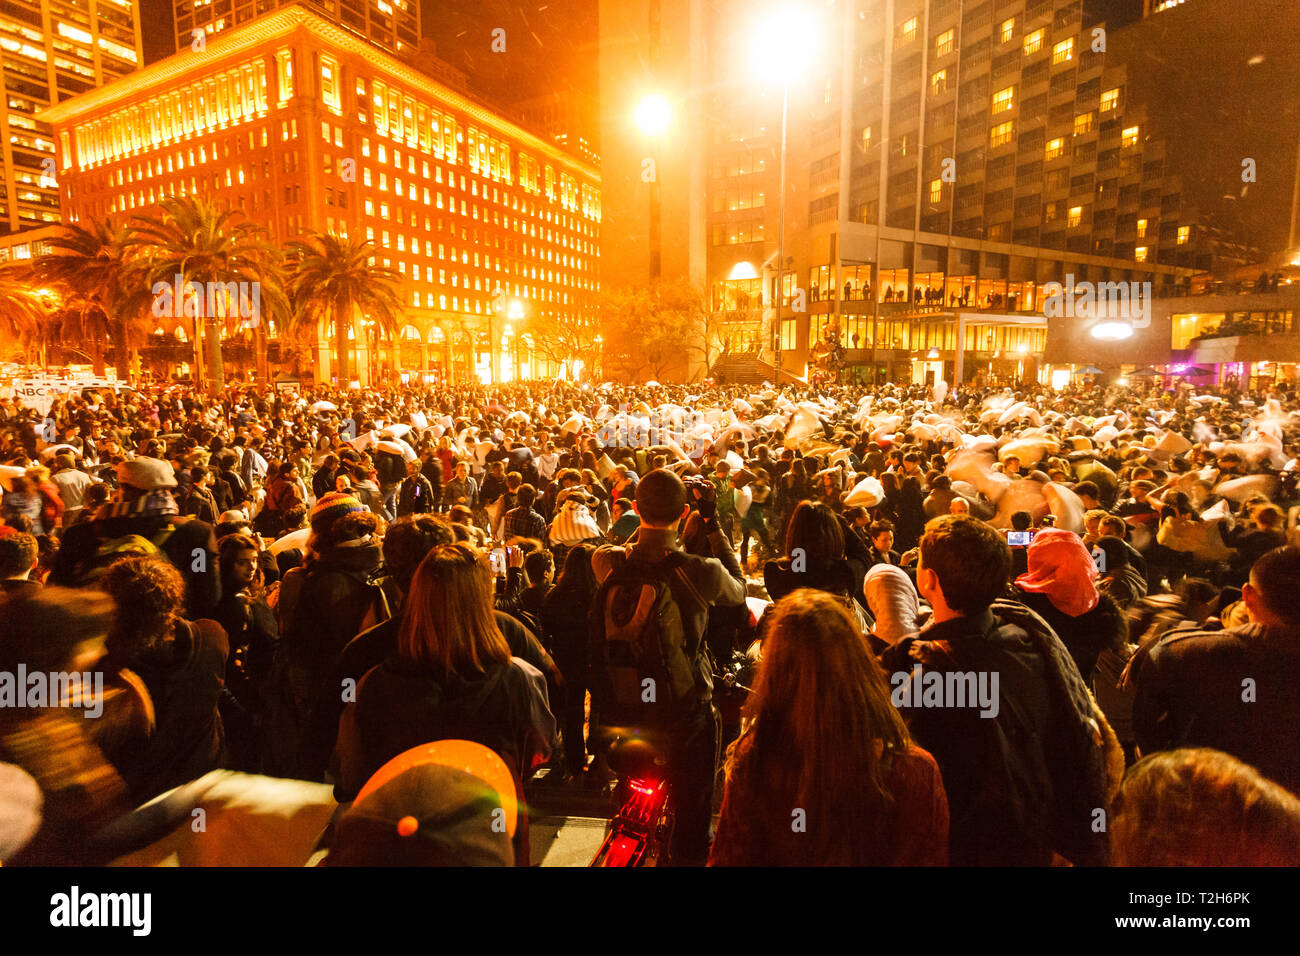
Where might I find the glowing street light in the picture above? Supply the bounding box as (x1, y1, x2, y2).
(633, 94, 673, 282)
(633, 94, 673, 138)
(751, 4, 822, 381)
(751, 5, 821, 83)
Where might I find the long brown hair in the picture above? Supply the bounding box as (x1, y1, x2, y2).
(726, 589, 910, 863)
(397, 542, 511, 677)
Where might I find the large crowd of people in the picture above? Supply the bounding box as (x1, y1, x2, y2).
(1, 372, 1298, 866)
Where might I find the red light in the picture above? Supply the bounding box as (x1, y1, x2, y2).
(603, 835, 641, 867)
(630, 781, 656, 795)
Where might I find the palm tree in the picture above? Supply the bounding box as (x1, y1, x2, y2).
(30, 218, 151, 378)
(0, 266, 52, 364)
(285, 232, 403, 386)
(128, 196, 288, 392)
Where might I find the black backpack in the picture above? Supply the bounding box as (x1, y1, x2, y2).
(589, 551, 704, 726)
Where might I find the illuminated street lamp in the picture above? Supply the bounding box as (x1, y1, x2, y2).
(753, 5, 820, 380)
(633, 94, 672, 281)
(633, 94, 672, 137)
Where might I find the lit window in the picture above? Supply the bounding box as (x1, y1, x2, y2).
(1100, 88, 1120, 112)
(992, 86, 1014, 113)
(275, 49, 294, 102)
(1135, 246, 1148, 262)
(1073, 112, 1093, 135)
(901, 16, 918, 41)
(935, 29, 953, 57)
(1137, 218, 1148, 238)
(320, 55, 340, 111)
(990, 121, 1014, 147)
(929, 179, 942, 204)
(1052, 38, 1073, 64)
(1000, 18, 1015, 43)
(1177, 225, 1189, 245)
(1122, 125, 1140, 147)
(930, 69, 947, 95)
(1068, 205, 1082, 227)
(1024, 29, 1044, 55)
(1045, 137, 1065, 159)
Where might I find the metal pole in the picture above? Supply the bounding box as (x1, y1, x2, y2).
(775, 79, 788, 381)
(650, 178, 662, 281)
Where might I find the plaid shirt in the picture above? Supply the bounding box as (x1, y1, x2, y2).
(504, 505, 548, 545)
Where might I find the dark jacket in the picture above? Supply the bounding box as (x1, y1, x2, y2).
(1011, 588, 1128, 685)
(113, 618, 229, 802)
(396, 474, 435, 516)
(880, 600, 1113, 866)
(268, 541, 385, 778)
(1133, 621, 1300, 795)
(52, 511, 221, 620)
(306, 609, 552, 782)
(592, 525, 746, 704)
(183, 486, 219, 525)
(763, 555, 856, 603)
(336, 654, 554, 865)
(278, 542, 385, 695)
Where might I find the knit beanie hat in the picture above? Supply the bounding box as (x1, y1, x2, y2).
(310, 492, 365, 534)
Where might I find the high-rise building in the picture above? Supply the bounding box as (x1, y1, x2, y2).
(600, 0, 1285, 386)
(515, 92, 600, 167)
(40, 5, 600, 385)
(172, 0, 418, 57)
(0, 0, 142, 235)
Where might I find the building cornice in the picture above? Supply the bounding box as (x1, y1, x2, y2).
(37, 5, 598, 182)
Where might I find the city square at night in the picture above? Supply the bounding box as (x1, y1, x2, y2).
(0, 0, 1297, 932)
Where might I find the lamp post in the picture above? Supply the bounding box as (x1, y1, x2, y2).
(753, 6, 818, 384)
(593, 332, 604, 382)
(490, 288, 505, 384)
(634, 94, 672, 282)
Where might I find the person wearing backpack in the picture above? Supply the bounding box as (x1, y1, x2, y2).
(879, 515, 1122, 866)
(590, 469, 746, 865)
(373, 448, 406, 521)
(50, 457, 220, 620)
(265, 492, 386, 779)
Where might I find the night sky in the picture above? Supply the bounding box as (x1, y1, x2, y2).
(138, 1, 598, 143)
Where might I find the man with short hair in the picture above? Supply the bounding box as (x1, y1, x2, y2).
(866, 519, 900, 568)
(442, 461, 478, 512)
(395, 458, 435, 518)
(1133, 545, 1300, 795)
(592, 469, 746, 865)
(0, 530, 39, 595)
(49, 454, 95, 527)
(880, 514, 1116, 866)
(504, 484, 548, 546)
(1073, 481, 1102, 512)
